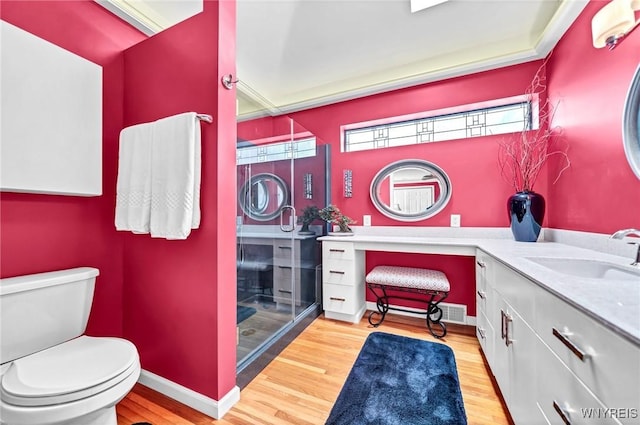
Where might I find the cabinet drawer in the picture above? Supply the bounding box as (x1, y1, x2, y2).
(323, 241, 355, 261)
(273, 265, 293, 297)
(323, 283, 360, 314)
(274, 240, 294, 260)
(492, 260, 539, 325)
(536, 290, 640, 413)
(476, 310, 494, 363)
(323, 259, 356, 286)
(536, 338, 621, 425)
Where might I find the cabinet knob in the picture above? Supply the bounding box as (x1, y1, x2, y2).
(329, 248, 345, 253)
(329, 297, 346, 302)
(476, 290, 486, 299)
(329, 270, 345, 275)
(476, 260, 486, 268)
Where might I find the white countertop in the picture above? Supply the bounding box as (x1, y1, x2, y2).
(319, 233, 640, 346)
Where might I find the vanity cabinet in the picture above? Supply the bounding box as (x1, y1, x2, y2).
(321, 241, 366, 323)
(476, 249, 640, 425)
(238, 234, 319, 306)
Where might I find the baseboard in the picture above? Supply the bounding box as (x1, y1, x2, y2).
(138, 369, 240, 419)
(365, 301, 476, 326)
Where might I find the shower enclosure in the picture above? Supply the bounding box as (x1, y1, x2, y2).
(236, 112, 329, 372)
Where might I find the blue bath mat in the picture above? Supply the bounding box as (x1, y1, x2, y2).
(237, 305, 257, 324)
(326, 332, 467, 425)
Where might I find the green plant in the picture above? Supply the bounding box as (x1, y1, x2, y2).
(297, 205, 320, 232)
(318, 204, 356, 233)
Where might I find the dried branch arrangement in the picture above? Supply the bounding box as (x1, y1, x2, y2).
(498, 53, 570, 192)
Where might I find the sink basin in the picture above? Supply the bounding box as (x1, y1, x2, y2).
(524, 257, 640, 281)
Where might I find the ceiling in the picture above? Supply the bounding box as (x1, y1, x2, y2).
(95, 0, 589, 120)
(236, 0, 588, 119)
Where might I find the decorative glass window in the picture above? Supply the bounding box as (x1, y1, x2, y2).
(237, 137, 316, 165)
(342, 98, 533, 153)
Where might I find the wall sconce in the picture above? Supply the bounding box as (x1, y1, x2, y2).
(303, 173, 313, 199)
(592, 0, 640, 50)
(343, 169, 353, 198)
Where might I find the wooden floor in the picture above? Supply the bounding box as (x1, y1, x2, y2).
(117, 314, 512, 425)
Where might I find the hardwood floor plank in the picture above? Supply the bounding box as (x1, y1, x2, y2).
(117, 314, 512, 425)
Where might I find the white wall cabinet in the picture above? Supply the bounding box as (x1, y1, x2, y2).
(476, 249, 640, 425)
(1, 21, 102, 196)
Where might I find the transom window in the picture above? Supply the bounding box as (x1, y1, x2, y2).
(237, 137, 316, 165)
(342, 97, 533, 153)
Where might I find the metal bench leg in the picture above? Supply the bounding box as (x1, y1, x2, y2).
(425, 293, 448, 338)
(367, 285, 389, 327)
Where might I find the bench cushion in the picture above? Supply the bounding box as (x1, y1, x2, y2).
(366, 265, 450, 292)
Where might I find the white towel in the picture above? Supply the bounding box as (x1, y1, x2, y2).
(115, 122, 153, 233)
(149, 112, 201, 240)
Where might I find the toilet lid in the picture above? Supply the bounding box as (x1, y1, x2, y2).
(1, 336, 139, 406)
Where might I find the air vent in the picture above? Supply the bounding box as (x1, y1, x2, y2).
(438, 302, 467, 324)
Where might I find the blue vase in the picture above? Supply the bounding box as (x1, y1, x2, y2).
(507, 191, 545, 242)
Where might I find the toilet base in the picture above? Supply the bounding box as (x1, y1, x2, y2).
(72, 407, 116, 425)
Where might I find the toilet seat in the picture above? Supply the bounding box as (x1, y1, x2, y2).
(1, 336, 138, 407)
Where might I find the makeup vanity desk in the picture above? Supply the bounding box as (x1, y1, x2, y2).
(318, 234, 477, 324)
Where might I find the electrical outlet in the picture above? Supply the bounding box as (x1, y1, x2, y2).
(363, 215, 371, 226)
(450, 214, 461, 227)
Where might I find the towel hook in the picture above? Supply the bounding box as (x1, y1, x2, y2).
(221, 74, 239, 90)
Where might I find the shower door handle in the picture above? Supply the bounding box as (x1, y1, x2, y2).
(280, 205, 295, 232)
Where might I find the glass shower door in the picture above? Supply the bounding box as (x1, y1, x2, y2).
(236, 115, 296, 369)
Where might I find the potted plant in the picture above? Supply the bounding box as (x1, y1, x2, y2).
(297, 205, 320, 235)
(319, 204, 356, 234)
(498, 52, 570, 242)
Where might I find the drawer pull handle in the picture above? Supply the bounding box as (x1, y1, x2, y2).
(329, 270, 345, 275)
(330, 297, 346, 301)
(278, 245, 292, 250)
(329, 249, 345, 253)
(477, 327, 486, 339)
(476, 260, 486, 268)
(552, 400, 571, 425)
(500, 310, 512, 346)
(278, 265, 292, 269)
(552, 328, 587, 361)
(476, 290, 486, 299)
(278, 289, 292, 294)
(504, 313, 512, 347)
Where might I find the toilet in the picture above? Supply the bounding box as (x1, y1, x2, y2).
(0, 268, 140, 425)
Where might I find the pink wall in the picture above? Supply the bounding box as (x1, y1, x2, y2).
(1, 0, 237, 403)
(290, 62, 544, 229)
(546, 1, 640, 233)
(121, 1, 237, 400)
(0, 1, 144, 337)
(289, 62, 545, 314)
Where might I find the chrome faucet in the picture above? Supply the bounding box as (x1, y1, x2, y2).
(610, 228, 640, 266)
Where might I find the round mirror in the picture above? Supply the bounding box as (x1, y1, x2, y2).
(370, 159, 452, 221)
(239, 173, 290, 221)
(622, 63, 640, 181)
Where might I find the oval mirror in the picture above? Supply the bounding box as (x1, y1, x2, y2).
(623, 63, 640, 181)
(239, 173, 290, 221)
(370, 159, 452, 222)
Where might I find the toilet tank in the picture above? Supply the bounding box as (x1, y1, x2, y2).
(0, 267, 99, 364)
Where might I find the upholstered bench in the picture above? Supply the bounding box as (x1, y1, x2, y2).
(365, 265, 450, 338)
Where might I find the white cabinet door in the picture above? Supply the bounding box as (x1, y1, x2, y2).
(506, 307, 540, 425)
